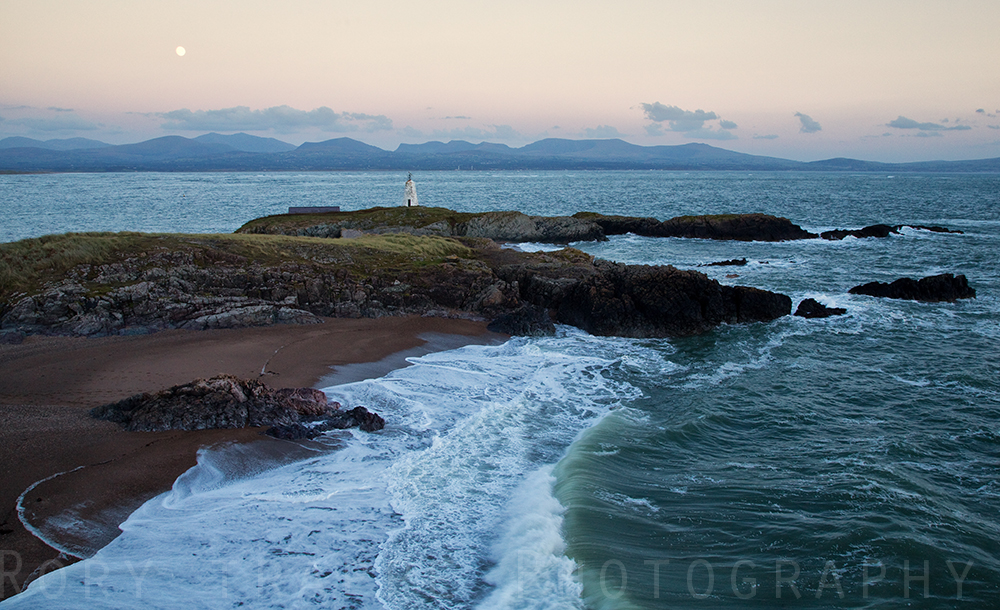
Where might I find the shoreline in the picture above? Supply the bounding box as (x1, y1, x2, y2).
(0, 316, 505, 599)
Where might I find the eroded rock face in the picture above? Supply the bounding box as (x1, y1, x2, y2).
(849, 273, 975, 302)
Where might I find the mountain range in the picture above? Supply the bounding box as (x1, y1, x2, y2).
(2, 133, 998, 173)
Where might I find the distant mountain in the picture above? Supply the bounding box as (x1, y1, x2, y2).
(1, 135, 998, 173)
(194, 132, 296, 153)
(0, 136, 111, 151)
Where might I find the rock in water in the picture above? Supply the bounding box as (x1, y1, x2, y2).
(849, 273, 975, 302)
(555, 261, 791, 337)
(794, 298, 847, 318)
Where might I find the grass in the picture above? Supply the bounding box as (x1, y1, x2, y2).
(236, 206, 480, 234)
(0, 231, 474, 301)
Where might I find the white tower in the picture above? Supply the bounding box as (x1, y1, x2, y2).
(403, 173, 418, 207)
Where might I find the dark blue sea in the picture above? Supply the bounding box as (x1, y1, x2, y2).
(2, 171, 998, 608)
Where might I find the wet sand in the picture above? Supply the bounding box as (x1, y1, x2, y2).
(0, 316, 504, 599)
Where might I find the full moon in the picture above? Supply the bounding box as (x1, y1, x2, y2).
(175, 46, 186, 56)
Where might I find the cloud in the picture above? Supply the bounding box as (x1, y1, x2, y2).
(753, 134, 779, 140)
(6, 114, 99, 131)
(582, 125, 624, 138)
(442, 115, 472, 120)
(158, 105, 393, 133)
(719, 119, 738, 130)
(915, 131, 944, 138)
(886, 116, 971, 131)
(795, 112, 822, 133)
(47, 106, 74, 112)
(988, 125, 1000, 130)
(644, 123, 665, 136)
(641, 102, 721, 132)
(976, 109, 985, 114)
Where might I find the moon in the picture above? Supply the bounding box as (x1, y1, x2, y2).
(175, 46, 186, 56)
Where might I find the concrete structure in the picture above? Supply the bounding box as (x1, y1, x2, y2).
(403, 173, 418, 207)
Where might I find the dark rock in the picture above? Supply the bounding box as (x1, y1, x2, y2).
(905, 225, 963, 234)
(821, 223, 963, 240)
(455, 211, 606, 243)
(487, 303, 556, 336)
(701, 258, 748, 267)
(0, 330, 25, 344)
(794, 298, 847, 318)
(555, 261, 791, 337)
(91, 375, 336, 432)
(266, 406, 386, 439)
(659, 214, 817, 241)
(575, 212, 815, 241)
(849, 273, 975, 302)
(821, 224, 897, 240)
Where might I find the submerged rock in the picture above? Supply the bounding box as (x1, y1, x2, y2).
(849, 273, 975, 302)
(821, 223, 963, 240)
(794, 298, 847, 318)
(701, 258, 748, 267)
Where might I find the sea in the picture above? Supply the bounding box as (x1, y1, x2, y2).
(1, 171, 998, 609)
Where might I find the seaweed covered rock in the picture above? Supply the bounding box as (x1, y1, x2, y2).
(849, 273, 975, 302)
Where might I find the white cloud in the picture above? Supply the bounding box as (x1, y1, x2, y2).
(753, 134, 779, 140)
(641, 102, 720, 132)
(795, 112, 822, 133)
(158, 105, 393, 133)
(886, 116, 971, 131)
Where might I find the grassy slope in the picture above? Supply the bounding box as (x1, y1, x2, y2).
(0, 232, 474, 303)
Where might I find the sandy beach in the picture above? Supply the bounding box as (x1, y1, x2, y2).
(0, 316, 503, 599)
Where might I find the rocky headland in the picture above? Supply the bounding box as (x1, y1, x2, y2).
(0, 210, 797, 341)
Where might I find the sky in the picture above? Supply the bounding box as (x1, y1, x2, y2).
(1, 0, 998, 162)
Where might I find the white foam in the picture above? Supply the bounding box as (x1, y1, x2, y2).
(5, 327, 643, 610)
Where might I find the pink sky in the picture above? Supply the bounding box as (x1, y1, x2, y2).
(2, 0, 998, 162)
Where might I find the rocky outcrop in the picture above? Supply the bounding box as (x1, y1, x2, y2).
(266, 407, 385, 440)
(794, 298, 846, 318)
(91, 375, 385, 436)
(849, 273, 975, 302)
(821, 224, 964, 240)
(454, 212, 605, 243)
(546, 261, 791, 337)
(90, 376, 332, 432)
(701, 258, 748, 267)
(0, 246, 520, 337)
(2, 223, 794, 341)
(573, 212, 816, 241)
(241, 207, 605, 244)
